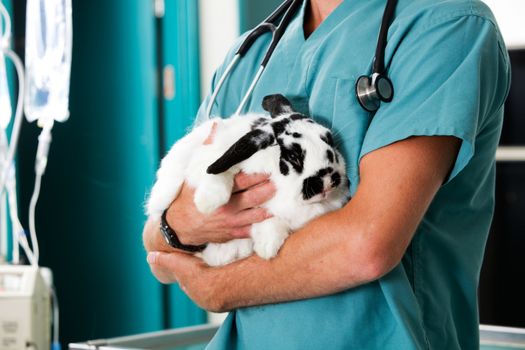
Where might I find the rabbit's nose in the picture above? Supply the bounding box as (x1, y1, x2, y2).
(322, 188, 334, 197)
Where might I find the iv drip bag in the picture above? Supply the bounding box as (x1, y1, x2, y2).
(25, 0, 72, 124)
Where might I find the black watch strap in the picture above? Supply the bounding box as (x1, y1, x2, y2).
(160, 210, 207, 253)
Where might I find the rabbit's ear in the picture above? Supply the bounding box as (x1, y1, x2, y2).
(262, 94, 293, 118)
(207, 129, 275, 174)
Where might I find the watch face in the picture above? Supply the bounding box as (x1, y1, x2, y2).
(162, 231, 172, 245)
(160, 224, 174, 246)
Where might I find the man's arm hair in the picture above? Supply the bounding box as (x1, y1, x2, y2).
(208, 135, 461, 310)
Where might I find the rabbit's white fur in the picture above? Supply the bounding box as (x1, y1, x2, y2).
(147, 102, 348, 266)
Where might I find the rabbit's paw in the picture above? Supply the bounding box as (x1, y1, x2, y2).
(201, 239, 253, 266)
(251, 218, 289, 260)
(194, 177, 232, 214)
(147, 179, 182, 219)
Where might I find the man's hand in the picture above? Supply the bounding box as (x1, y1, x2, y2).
(143, 172, 276, 253)
(167, 173, 275, 246)
(146, 250, 226, 312)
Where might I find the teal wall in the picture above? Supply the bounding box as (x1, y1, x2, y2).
(239, 0, 284, 32)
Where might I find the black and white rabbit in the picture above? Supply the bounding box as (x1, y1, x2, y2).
(147, 94, 349, 266)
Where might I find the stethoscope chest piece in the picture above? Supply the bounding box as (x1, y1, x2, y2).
(355, 73, 394, 113)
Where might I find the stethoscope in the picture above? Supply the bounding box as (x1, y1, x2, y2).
(206, 0, 398, 119)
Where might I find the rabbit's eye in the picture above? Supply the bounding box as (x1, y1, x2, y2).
(331, 172, 341, 188)
(290, 113, 308, 121)
(284, 131, 302, 138)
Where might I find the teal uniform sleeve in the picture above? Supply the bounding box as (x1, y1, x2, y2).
(359, 14, 510, 182)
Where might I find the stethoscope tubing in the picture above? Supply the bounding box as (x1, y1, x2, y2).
(235, 0, 297, 57)
(373, 0, 397, 74)
(235, 65, 265, 116)
(205, 54, 241, 119)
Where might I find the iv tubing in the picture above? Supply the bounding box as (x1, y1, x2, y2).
(28, 161, 42, 264)
(0, 191, 5, 260)
(2, 137, 18, 263)
(51, 286, 60, 349)
(5, 160, 37, 265)
(27, 120, 53, 265)
(1, 4, 28, 263)
(0, 4, 11, 45)
(0, 49, 25, 200)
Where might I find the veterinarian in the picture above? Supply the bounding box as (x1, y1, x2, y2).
(143, 0, 511, 348)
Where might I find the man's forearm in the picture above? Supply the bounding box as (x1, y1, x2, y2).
(143, 200, 384, 310)
(212, 206, 382, 310)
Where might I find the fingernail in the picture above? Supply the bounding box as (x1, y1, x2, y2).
(147, 252, 159, 264)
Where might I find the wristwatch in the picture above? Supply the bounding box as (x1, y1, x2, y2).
(160, 210, 207, 253)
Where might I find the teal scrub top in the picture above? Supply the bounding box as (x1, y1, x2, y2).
(196, 0, 511, 349)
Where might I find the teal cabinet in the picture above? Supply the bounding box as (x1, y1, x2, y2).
(15, 0, 162, 345)
(157, 0, 206, 328)
(11, 0, 206, 345)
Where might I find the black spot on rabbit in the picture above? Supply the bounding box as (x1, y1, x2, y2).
(302, 176, 324, 200)
(279, 160, 289, 176)
(302, 167, 343, 200)
(251, 117, 268, 130)
(271, 118, 290, 136)
(326, 150, 334, 163)
(280, 142, 306, 174)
